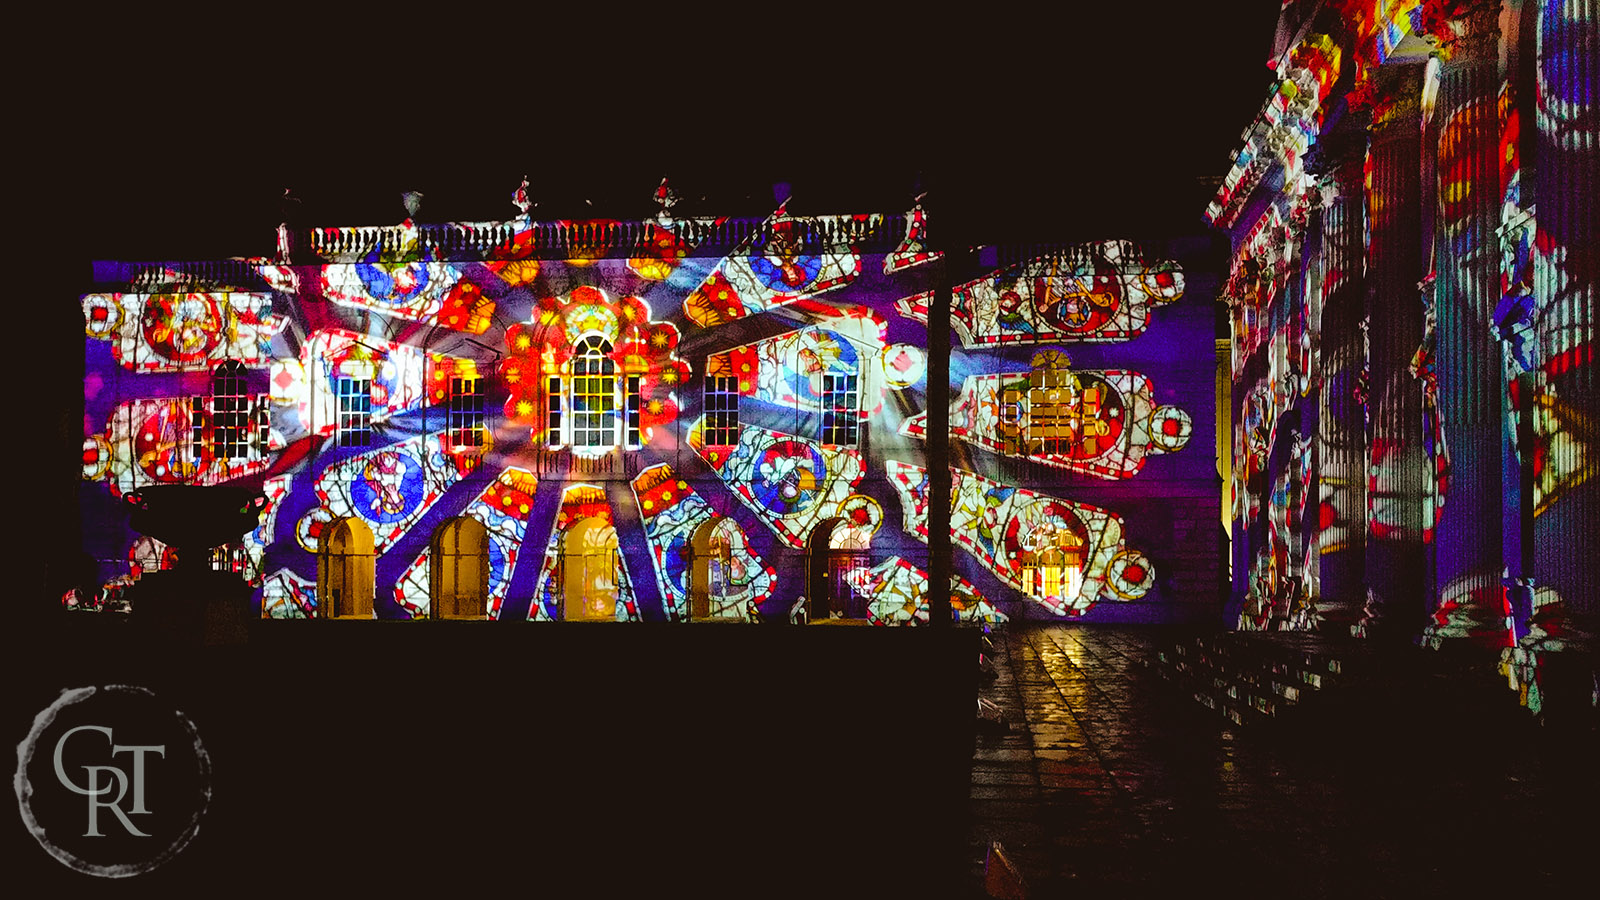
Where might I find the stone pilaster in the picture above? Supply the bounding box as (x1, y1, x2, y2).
(1358, 65, 1431, 642)
(1426, 6, 1508, 648)
(1531, 0, 1598, 632)
(1313, 154, 1368, 631)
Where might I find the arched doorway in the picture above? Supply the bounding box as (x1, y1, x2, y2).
(319, 517, 375, 618)
(688, 516, 749, 620)
(806, 518, 871, 620)
(563, 516, 619, 621)
(430, 516, 489, 619)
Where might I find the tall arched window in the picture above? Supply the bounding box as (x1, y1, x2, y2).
(549, 335, 642, 451)
(571, 336, 616, 448)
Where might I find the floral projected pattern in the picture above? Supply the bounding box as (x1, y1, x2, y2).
(501, 285, 687, 451)
(894, 241, 1183, 347)
(78, 190, 1211, 626)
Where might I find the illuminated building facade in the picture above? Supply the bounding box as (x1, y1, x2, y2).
(1214, 0, 1595, 711)
(74, 183, 1221, 626)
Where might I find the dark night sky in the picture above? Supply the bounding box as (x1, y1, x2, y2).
(39, 5, 1283, 267)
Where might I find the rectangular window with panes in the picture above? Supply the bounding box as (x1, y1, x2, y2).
(336, 376, 372, 447)
(821, 372, 859, 446)
(448, 377, 485, 449)
(703, 375, 741, 445)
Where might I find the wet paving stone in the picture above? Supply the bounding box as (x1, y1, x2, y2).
(966, 624, 1599, 897)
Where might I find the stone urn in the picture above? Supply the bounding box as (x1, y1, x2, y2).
(122, 485, 267, 646)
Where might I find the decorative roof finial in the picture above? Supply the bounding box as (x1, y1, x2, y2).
(652, 177, 679, 220)
(512, 175, 532, 217)
(401, 190, 424, 220)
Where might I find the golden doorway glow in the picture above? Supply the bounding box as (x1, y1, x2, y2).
(430, 516, 489, 619)
(319, 517, 375, 618)
(563, 516, 619, 621)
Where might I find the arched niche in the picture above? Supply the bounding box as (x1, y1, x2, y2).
(430, 516, 489, 619)
(563, 516, 619, 621)
(688, 516, 750, 621)
(319, 517, 375, 619)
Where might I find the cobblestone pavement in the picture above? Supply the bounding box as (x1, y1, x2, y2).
(967, 625, 1598, 898)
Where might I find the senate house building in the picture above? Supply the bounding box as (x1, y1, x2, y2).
(70, 182, 1222, 632)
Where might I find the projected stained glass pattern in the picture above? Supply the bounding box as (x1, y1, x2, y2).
(500, 286, 688, 451)
(83, 292, 279, 372)
(301, 432, 470, 555)
(631, 465, 774, 621)
(690, 423, 865, 549)
(901, 353, 1192, 478)
(894, 241, 1183, 347)
(682, 206, 863, 327)
(527, 484, 640, 623)
(392, 468, 539, 619)
(886, 461, 1155, 616)
(846, 556, 1006, 626)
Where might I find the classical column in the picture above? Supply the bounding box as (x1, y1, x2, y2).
(1358, 65, 1431, 642)
(1313, 152, 1368, 631)
(1531, 0, 1598, 632)
(1427, 7, 1508, 648)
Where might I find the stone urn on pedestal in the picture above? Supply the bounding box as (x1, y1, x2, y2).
(122, 485, 267, 647)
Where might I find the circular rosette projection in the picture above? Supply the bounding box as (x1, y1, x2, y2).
(836, 493, 883, 539)
(999, 498, 1085, 580)
(1148, 404, 1193, 454)
(348, 450, 427, 524)
(141, 294, 222, 364)
(880, 344, 927, 390)
(1137, 260, 1184, 304)
(296, 507, 334, 553)
(83, 294, 124, 338)
(82, 435, 112, 481)
(753, 440, 827, 516)
(1104, 550, 1155, 599)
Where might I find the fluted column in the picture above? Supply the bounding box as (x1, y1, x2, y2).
(1427, 9, 1508, 648)
(1532, 0, 1598, 631)
(1359, 66, 1431, 642)
(1315, 155, 1368, 630)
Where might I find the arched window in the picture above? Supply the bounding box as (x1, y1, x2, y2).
(571, 336, 616, 448)
(549, 336, 642, 451)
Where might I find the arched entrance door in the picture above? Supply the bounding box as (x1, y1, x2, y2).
(563, 516, 619, 621)
(431, 517, 489, 619)
(319, 518, 375, 618)
(806, 518, 871, 620)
